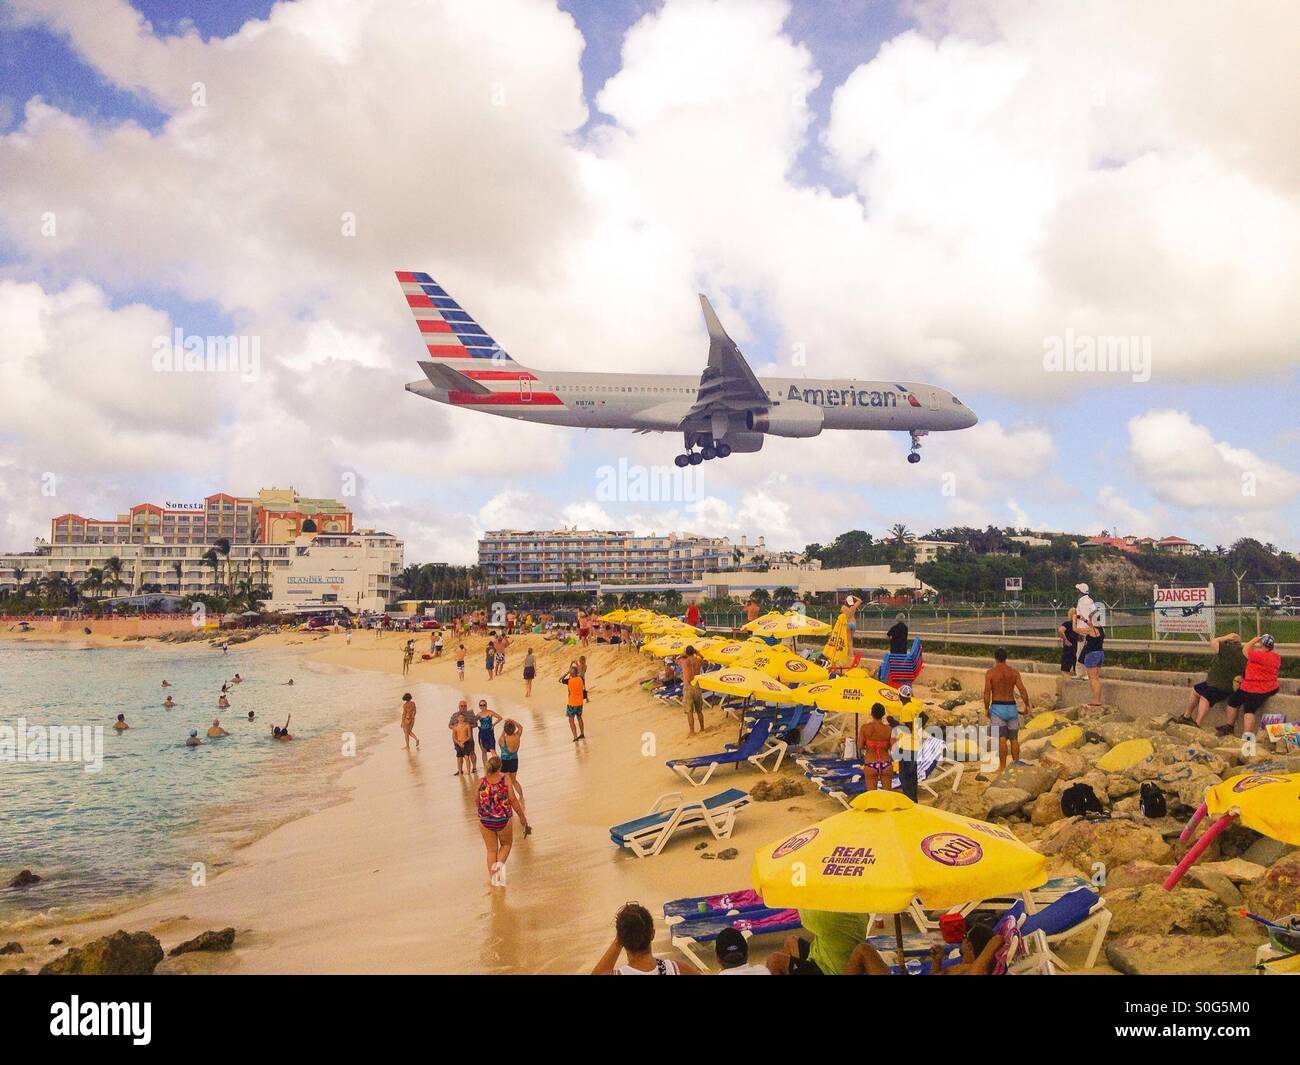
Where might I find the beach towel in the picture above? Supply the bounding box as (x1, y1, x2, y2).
(734, 908, 800, 932)
(701, 889, 763, 912)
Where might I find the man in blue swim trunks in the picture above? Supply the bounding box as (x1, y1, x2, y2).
(984, 648, 1029, 773)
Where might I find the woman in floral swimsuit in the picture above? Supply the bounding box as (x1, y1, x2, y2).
(477, 755, 528, 884)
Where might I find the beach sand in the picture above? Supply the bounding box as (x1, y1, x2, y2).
(4, 628, 1111, 974)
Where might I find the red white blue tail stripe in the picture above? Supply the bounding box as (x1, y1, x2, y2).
(397, 271, 562, 406)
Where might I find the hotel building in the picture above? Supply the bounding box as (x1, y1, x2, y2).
(478, 528, 733, 590)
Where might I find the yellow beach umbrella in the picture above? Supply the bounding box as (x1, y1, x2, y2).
(753, 791, 1047, 913)
(695, 666, 802, 704)
(1166, 771, 1300, 889)
(752, 789, 1047, 915)
(792, 675, 923, 724)
(642, 635, 717, 657)
(599, 609, 628, 622)
(744, 611, 832, 638)
(748, 649, 831, 685)
(701, 640, 766, 665)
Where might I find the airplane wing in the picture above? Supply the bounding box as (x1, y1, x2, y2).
(684, 296, 771, 429)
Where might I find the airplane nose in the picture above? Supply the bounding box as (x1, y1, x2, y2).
(963, 407, 978, 428)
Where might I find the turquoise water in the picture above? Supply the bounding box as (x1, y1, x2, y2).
(0, 640, 394, 926)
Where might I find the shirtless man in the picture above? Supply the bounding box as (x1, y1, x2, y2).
(451, 714, 475, 775)
(207, 718, 229, 738)
(984, 648, 1030, 772)
(676, 646, 706, 736)
(113, 713, 129, 732)
(401, 692, 420, 750)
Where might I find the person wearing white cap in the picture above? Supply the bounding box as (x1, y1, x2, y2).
(1073, 583, 1096, 672)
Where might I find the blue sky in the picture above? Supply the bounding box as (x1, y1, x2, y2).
(1, 0, 1297, 561)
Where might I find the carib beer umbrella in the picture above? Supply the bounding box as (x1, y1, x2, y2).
(752, 790, 1047, 969)
(1164, 771, 1300, 890)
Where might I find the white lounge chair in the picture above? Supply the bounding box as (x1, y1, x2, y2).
(609, 788, 751, 858)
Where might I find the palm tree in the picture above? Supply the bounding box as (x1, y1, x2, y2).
(172, 560, 184, 594)
(10, 565, 26, 597)
(214, 538, 232, 595)
(103, 556, 125, 599)
(201, 548, 221, 595)
(251, 551, 269, 596)
(888, 524, 913, 545)
(81, 568, 104, 601)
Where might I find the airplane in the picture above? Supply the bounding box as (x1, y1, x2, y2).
(398, 271, 977, 466)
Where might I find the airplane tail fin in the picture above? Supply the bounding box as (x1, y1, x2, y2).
(395, 271, 527, 371)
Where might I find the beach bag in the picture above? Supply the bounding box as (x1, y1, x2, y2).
(1139, 782, 1167, 818)
(1061, 782, 1104, 818)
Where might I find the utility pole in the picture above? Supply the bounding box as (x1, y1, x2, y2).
(1233, 569, 1247, 637)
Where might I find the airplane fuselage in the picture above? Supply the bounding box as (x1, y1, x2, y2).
(405, 370, 977, 433)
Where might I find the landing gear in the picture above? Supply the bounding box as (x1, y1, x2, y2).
(907, 429, 928, 464)
(676, 432, 731, 466)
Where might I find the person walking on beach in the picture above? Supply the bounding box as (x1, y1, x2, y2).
(522, 647, 536, 697)
(402, 642, 414, 676)
(222, 640, 229, 654)
(477, 755, 526, 886)
(485, 637, 496, 681)
(456, 643, 466, 681)
(856, 703, 894, 792)
(345, 628, 352, 646)
(561, 664, 588, 742)
(592, 903, 701, 975)
(1220, 634, 1281, 741)
(494, 633, 508, 677)
(677, 646, 705, 736)
(476, 699, 501, 760)
(401, 692, 421, 751)
(434, 631, 444, 657)
(500, 718, 527, 808)
(1178, 631, 1247, 729)
(984, 648, 1029, 772)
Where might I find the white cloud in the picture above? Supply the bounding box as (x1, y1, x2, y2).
(1128, 410, 1300, 511)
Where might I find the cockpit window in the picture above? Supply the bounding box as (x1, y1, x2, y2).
(952, 397, 963, 405)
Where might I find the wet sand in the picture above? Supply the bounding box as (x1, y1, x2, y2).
(10, 631, 832, 973)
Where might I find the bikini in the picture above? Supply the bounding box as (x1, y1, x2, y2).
(862, 735, 893, 773)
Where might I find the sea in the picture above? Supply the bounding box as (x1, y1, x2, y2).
(0, 639, 394, 927)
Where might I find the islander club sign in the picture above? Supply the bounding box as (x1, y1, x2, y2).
(1153, 584, 1215, 639)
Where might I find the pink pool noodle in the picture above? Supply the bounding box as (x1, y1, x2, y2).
(1163, 813, 1235, 890)
(1179, 802, 1208, 842)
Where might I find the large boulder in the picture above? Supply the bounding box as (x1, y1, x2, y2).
(934, 786, 993, 821)
(1095, 720, 1148, 747)
(1242, 837, 1294, 867)
(1042, 818, 1174, 873)
(1040, 747, 1088, 780)
(1200, 858, 1268, 885)
(1244, 852, 1300, 919)
(38, 931, 164, 976)
(1106, 934, 1257, 976)
(992, 762, 1058, 799)
(1185, 868, 1244, 909)
(1029, 791, 1063, 827)
(1105, 885, 1228, 936)
(1105, 859, 1174, 890)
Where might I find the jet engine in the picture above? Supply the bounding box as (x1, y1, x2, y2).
(745, 404, 824, 438)
(718, 431, 765, 454)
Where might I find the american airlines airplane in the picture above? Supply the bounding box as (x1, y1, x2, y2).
(398, 271, 977, 467)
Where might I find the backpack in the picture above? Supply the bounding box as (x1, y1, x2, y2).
(1061, 782, 1105, 817)
(1139, 781, 1167, 818)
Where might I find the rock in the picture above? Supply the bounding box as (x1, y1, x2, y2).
(2, 968, 29, 976)
(1105, 775, 1139, 800)
(1243, 837, 1293, 867)
(694, 842, 708, 851)
(934, 787, 992, 821)
(1106, 934, 1257, 976)
(1097, 737, 1155, 772)
(1244, 852, 1300, 919)
(1043, 818, 1174, 872)
(750, 778, 805, 802)
(38, 931, 164, 976)
(939, 698, 962, 711)
(938, 677, 962, 692)
(1105, 860, 1173, 890)
(1185, 868, 1243, 909)
(1095, 720, 1147, 747)
(1105, 885, 1228, 936)
(1040, 747, 1087, 780)
(984, 786, 1033, 818)
(1018, 736, 1053, 761)
(992, 762, 1058, 798)
(1029, 792, 1063, 827)
(168, 928, 236, 957)
(701, 852, 715, 860)
(1200, 859, 1267, 885)
(717, 848, 738, 861)
(8, 870, 41, 889)
(0, 942, 23, 955)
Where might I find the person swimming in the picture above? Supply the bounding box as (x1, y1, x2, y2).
(248, 710, 256, 721)
(113, 713, 129, 732)
(271, 715, 293, 740)
(207, 718, 228, 738)
(218, 694, 230, 709)
(161, 679, 172, 687)
(185, 729, 201, 747)
(163, 696, 175, 709)
(231, 673, 242, 684)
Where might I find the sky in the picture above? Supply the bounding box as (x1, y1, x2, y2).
(1, 0, 1298, 564)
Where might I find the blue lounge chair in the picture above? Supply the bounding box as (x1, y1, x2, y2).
(665, 719, 773, 786)
(662, 889, 766, 924)
(667, 907, 803, 970)
(609, 788, 751, 857)
(1019, 887, 1111, 969)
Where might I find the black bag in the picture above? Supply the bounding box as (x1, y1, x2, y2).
(1139, 782, 1167, 818)
(1061, 782, 1105, 817)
